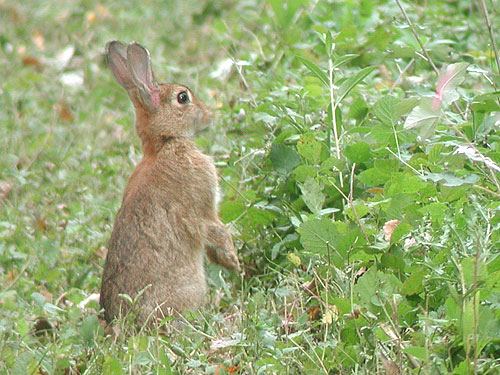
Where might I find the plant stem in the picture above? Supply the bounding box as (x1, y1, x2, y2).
(478, 0, 500, 74)
(329, 58, 344, 188)
(395, 0, 439, 75)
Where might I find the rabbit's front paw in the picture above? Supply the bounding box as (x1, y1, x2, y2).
(220, 249, 240, 272)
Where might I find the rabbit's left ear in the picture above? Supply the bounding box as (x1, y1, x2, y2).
(126, 42, 161, 109)
(107, 40, 135, 90)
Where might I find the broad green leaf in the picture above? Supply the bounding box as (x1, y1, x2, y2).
(386, 173, 428, 196)
(246, 206, 276, 226)
(296, 56, 329, 87)
(394, 97, 420, 118)
(374, 96, 398, 125)
(297, 132, 322, 164)
(220, 200, 246, 222)
(357, 168, 389, 186)
(421, 202, 447, 226)
(403, 98, 440, 140)
(390, 222, 412, 245)
(81, 315, 100, 346)
(292, 165, 316, 182)
(299, 218, 338, 256)
(472, 92, 500, 112)
(422, 172, 479, 187)
(337, 66, 376, 105)
(344, 142, 372, 163)
(401, 268, 426, 295)
(103, 356, 123, 375)
(354, 268, 402, 307)
(270, 143, 301, 174)
(344, 202, 369, 221)
(299, 177, 325, 213)
(402, 346, 427, 360)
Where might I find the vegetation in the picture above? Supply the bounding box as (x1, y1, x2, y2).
(1, 0, 500, 373)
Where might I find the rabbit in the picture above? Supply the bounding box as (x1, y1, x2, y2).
(100, 41, 240, 327)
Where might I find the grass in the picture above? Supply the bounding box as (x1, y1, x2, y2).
(2, 0, 500, 374)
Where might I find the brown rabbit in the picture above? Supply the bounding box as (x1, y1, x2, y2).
(100, 41, 240, 327)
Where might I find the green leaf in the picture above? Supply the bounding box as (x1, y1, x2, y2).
(374, 96, 398, 125)
(422, 172, 479, 187)
(344, 201, 369, 221)
(402, 346, 427, 360)
(299, 177, 325, 214)
(402, 268, 426, 295)
(332, 54, 359, 69)
(386, 173, 428, 196)
(344, 142, 372, 163)
(220, 200, 246, 222)
(103, 356, 123, 375)
(270, 143, 301, 174)
(357, 168, 388, 186)
(246, 206, 276, 226)
(472, 92, 500, 113)
(299, 218, 338, 256)
(390, 222, 412, 245)
(80, 315, 100, 346)
(403, 98, 440, 140)
(421, 202, 447, 226)
(292, 165, 316, 182)
(296, 56, 329, 87)
(394, 97, 420, 118)
(297, 132, 322, 164)
(337, 66, 376, 105)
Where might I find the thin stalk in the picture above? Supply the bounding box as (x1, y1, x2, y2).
(329, 58, 344, 188)
(395, 0, 439, 74)
(478, 0, 500, 74)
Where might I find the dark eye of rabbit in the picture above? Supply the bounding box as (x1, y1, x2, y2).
(177, 91, 189, 104)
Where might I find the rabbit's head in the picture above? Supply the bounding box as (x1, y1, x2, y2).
(106, 41, 212, 143)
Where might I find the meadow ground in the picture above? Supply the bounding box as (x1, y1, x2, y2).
(1, 0, 500, 374)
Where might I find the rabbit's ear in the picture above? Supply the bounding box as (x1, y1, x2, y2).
(126, 42, 161, 110)
(106, 41, 135, 90)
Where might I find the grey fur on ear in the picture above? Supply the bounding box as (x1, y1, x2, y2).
(106, 40, 135, 90)
(126, 42, 161, 109)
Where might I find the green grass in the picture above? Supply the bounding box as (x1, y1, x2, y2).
(2, 0, 500, 374)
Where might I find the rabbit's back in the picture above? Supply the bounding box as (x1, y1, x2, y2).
(101, 138, 216, 324)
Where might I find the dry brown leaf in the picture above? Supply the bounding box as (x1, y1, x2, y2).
(22, 56, 42, 70)
(6, 269, 18, 283)
(381, 352, 400, 375)
(55, 100, 74, 122)
(36, 216, 49, 232)
(366, 187, 384, 194)
(215, 365, 241, 375)
(383, 219, 400, 242)
(307, 306, 321, 321)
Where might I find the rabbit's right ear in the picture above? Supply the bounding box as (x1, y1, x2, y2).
(106, 41, 135, 90)
(126, 42, 161, 110)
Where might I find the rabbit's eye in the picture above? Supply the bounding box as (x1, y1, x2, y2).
(177, 91, 189, 104)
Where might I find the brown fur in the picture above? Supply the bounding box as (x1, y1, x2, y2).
(100, 41, 239, 327)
